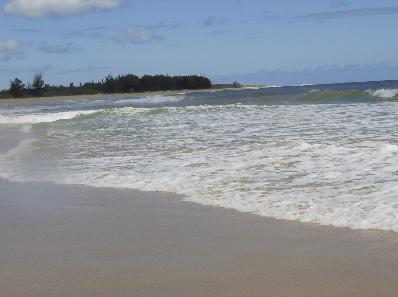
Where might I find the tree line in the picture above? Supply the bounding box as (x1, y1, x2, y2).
(1, 73, 212, 99)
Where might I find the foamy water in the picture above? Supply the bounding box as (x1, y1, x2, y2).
(1, 85, 398, 232)
(0, 110, 98, 124)
(369, 89, 398, 98)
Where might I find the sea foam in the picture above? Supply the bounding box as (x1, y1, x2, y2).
(0, 110, 98, 125)
(114, 94, 186, 105)
(1, 90, 398, 233)
(369, 88, 398, 98)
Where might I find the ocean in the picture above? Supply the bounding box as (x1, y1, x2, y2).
(1, 81, 398, 232)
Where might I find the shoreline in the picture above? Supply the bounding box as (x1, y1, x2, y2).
(0, 87, 236, 106)
(2, 84, 398, 296)
(1, 94, 397, 237)
(1, 127, 397, 237)
(1, 179, 398, 297)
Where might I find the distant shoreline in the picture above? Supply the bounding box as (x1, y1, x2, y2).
(0, 86, 270, 106)
(0, 87, 227, 106)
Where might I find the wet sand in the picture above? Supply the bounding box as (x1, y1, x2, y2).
(1, 179, 398, 297)
(0, 125, 30, 153)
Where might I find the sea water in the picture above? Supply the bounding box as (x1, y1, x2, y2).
(1, 81, 398, 231)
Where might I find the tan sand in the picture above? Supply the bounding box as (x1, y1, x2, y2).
(1, 179, 398, 297)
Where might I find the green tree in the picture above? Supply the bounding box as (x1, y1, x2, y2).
(9, 78, 25, 98)
(31, 73, 45, 96)
(232, 81, 241, 88)
(102, 75, 114, 93)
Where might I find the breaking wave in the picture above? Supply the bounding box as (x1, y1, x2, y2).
(114, 94, 186, 105)
(0, 110, 98, 125)
(368, 89, 398, 99)
(297, 89, 398, 101)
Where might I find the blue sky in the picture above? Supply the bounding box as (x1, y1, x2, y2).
(1, 0, 398, 88)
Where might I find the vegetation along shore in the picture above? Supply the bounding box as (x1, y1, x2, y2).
(0, 73, 234, 100)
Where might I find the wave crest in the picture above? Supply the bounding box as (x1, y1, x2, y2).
(368, 88, 398, 98)
(0, 110, 98, 125)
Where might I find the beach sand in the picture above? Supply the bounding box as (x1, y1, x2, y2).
(1, 179, 398, 297)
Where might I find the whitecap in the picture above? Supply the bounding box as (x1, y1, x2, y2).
(0, 110, 98, 125)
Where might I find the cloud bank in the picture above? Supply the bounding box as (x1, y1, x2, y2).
(0, 40, 24, 61)
(4, 0, 121, 18)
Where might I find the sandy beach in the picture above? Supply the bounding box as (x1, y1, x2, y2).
(1, 179, 398, 297)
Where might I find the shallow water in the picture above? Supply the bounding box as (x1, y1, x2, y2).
(1, 82, 398, 231)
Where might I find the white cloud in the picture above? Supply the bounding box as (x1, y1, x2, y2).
(4, 0, 121, 18)
(0, 40, 24, 61)
(113, 28, 164, 45)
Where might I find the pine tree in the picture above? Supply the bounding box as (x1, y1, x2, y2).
(9, 78, 25, 98)
(31, 73, 45, 96)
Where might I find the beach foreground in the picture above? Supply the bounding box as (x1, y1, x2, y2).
(1, 179, 398, 297)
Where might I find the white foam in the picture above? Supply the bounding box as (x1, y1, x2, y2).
(0, 137, 38, 181)
(109, 104, 260, 115)
(0, 110, 98, 125)
(369, 88, 398, 98)
(20, 124, 32, 133)
(114, 94, 185, 105)
(1, 138, 36, 159)
(241, 86, 261, 90)
(2, 101, 398, 232)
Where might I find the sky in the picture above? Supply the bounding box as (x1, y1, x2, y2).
(1, 0, 398, 88)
